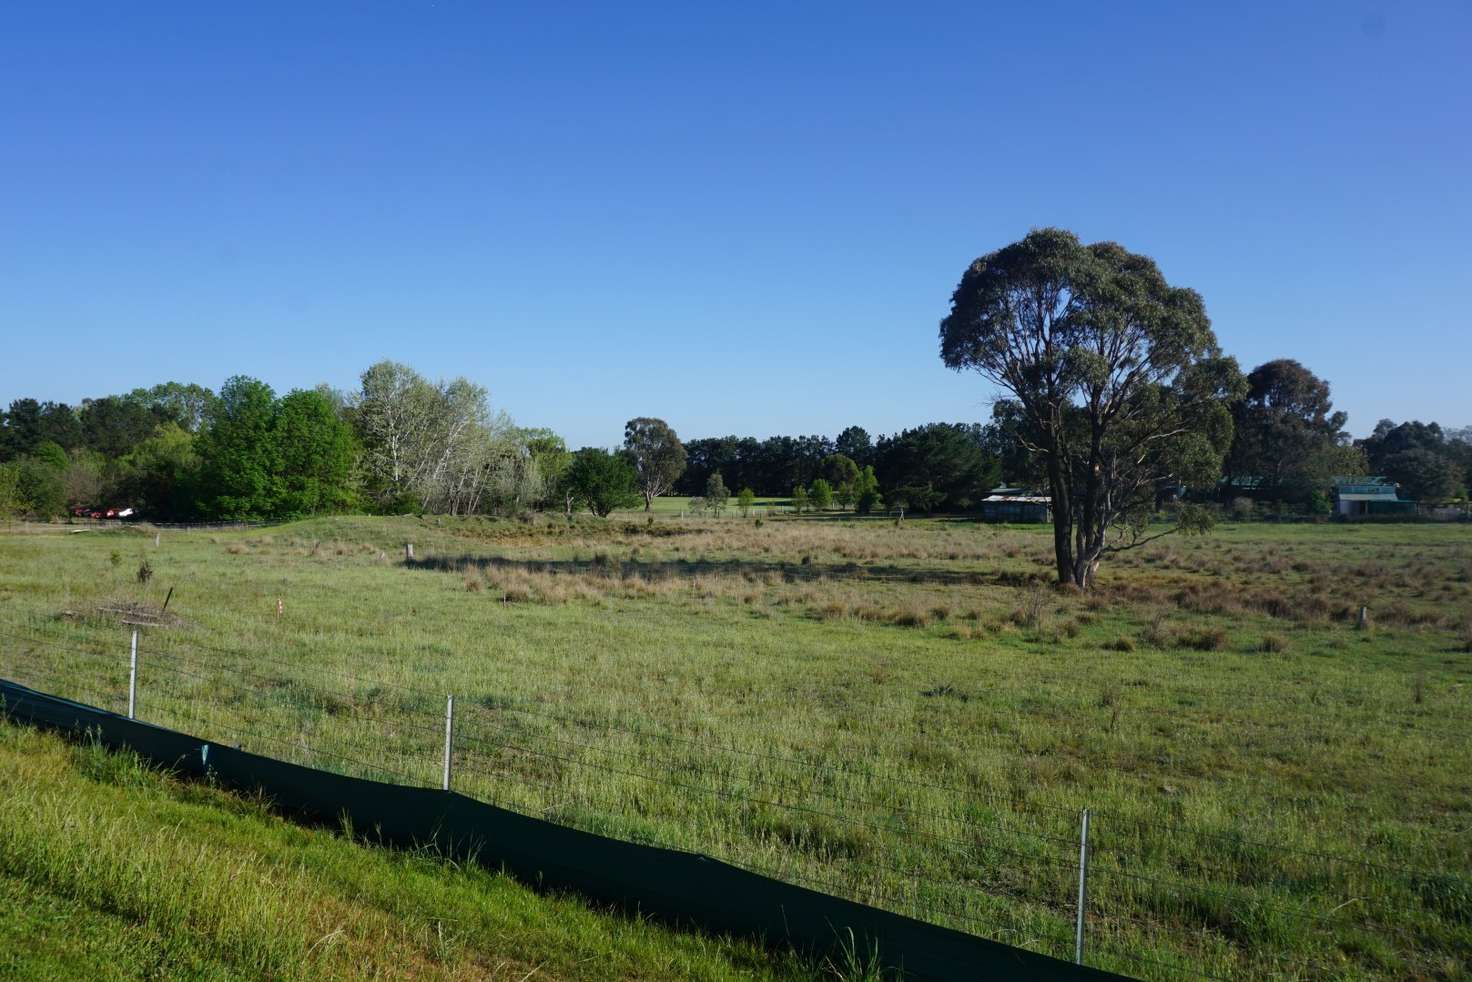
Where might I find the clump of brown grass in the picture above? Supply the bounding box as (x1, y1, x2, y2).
(1257, 634, 1288, 653)
(1379, 600, 1441, 628)
(1141, 617, 1173, 648)
(814, 602, 847, 621)
(1104, 636, 1136, 653)
(1010, 586, 1051, 631)
(888, 608, 929, 629)
(1174, 584, 1241, 616)
(1176, 627, 1229, 652)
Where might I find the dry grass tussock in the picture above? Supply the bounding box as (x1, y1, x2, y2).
(458, 519, 1059, 568)
(458, 561, 749, 606)
(414, 515, 1472, 650)
(59, 598, 183, 629)
(450, 554, 1028, 633)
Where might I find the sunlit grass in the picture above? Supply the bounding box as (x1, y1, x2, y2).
(0, 717, 821, 981)
(1, 514, 1469, 978)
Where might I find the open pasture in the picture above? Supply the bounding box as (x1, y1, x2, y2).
(1, 514, 1469, 979)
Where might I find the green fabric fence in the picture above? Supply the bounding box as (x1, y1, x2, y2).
(1, 677, 1123, 981)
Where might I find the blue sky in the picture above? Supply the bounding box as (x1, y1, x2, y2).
(3, 3, 1467, 447)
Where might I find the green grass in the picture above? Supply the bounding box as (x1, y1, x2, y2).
(2, 513, 1470, 979)
(613, 495, 792, 516)
(0, 717, 837, 981)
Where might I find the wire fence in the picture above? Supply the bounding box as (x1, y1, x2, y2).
(1, 615, 1468, 980)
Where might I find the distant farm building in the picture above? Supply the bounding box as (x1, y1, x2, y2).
(980, 487, 1051, 523)
(1332, 477, 1414, 518)
(1219, 475, 1265, 495)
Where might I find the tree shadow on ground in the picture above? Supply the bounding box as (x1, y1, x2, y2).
(404, 554, 1052, 588)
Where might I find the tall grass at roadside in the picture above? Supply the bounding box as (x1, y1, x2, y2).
(0, 718, 826, 981)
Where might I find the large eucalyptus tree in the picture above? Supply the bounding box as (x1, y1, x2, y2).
(940, 228, 1244, 588)
(623, 417, 687, 511)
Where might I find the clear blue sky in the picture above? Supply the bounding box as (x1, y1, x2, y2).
(3, 3, 1467, 448)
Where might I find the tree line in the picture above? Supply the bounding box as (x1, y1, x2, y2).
(1, 355, 1467, 527)
(676, 424, 997, 512)
(0, 364, 561, 521)
(3, 230, 1470, 556)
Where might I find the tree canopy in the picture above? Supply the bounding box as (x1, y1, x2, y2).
(565, 448, 640, 517)
(873, 423, 998, 513)
(1225, 360, 1350, 502)
(834, 426, 874, 468)
(196, 376, 281, 519)
(940, 227, 1244, 587)
(1383, 449, 1465, 502)
(1359, 419, 1471, 502)
(275, 389, 358, 515)
(623, 417, 687, 510)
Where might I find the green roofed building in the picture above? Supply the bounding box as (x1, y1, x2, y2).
(1332, 476, 1415, 518)
(980, 486, 1051, 523)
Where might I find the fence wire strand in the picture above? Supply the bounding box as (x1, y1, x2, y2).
(3, 620, 1466, 982)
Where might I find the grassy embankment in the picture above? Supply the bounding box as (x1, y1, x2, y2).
(1, 513, 1469, 978)
(0, 716, 837, 981)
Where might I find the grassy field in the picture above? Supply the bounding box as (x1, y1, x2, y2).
(614, 495, 792, 517)
(0, 715, 840, 981)
(1, 511, 1470, 979)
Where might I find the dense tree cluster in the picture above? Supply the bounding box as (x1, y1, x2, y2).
(0, 364, 567, 521)
(1221, 360, 1363, 508)
(2, 353, 1465, 527)
(1, 231, 1466, 531)
(1358, 420, 1472, 503)
(674, 423, 992, 514)
(676, 435, 837, 498)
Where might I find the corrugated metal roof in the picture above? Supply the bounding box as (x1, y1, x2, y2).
(1338, 493, 1401, 502)
(983, 495, 1050, 504)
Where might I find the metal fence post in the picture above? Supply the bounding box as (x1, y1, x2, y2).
(1075, 807, 1091, 965)
(127, 628, 138, 720)
(442, 694, 455, 791)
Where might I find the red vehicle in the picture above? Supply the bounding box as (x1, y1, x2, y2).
(75, 506, 137, 521)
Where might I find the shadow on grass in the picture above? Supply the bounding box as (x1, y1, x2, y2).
(404, 554, 1053, 588)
